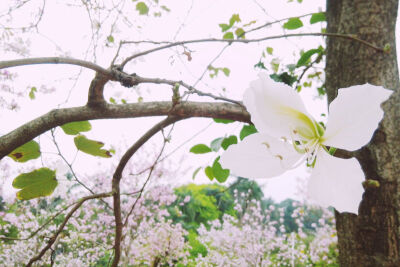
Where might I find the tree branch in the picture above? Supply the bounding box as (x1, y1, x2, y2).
(119, 32, 385, 68)
(0, 57, 111, 77)
(0, 101, 249, 160)
(111, 116, 180, 267)
(26, 192, 113, 267)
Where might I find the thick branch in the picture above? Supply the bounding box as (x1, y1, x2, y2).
(111, 116, 180, 267)
(0, 57, 111, 76)
(0, 101, 249, 160)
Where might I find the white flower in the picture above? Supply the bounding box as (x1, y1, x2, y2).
(220, 73, 392, 214)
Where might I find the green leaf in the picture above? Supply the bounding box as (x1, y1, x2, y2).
(12, 168, 58, 200)
(8, 140, 40, 163)
(136, 2, 149, 15)
(235, 28, 245, 39)
(219, 23, 231, 32)
(29, 87, 37, 100)
(160, 5, 170, 12)
(204, 166, 214, 181)
(223, 32, 234, 40)
(221, 135, 238, 150)
(222, 68, 230, 77)
(212, 157, 229, 183)
(107, 35, 114, 43)
(61, 121, 92, 135)
(310, 12, 326, 24)
(109, 97, 116, 104)
(189, 144, 212, 154)
(266, 47, 273, 55)
(296, 48, 321, 67)
(74, 135, 112, 158)
(254, 61, 267, 70)
(192, 167, 202, 180)
(240, 125, 258, 140)
(229, 14, 241, 25)
(213, 118, 234, 124)
(210, 137, 224, 152)
(269, 72, 297, 86)
(283, 17, 303, 30)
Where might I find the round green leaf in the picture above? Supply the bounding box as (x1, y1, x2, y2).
(283, 17, 303, 30)
(136, 2, 149, 15)
(61, 121, 92, 135)
(74, 135, 112, 158)
(190, 144, 212, 154)
(8, 140, 40, 163)
(12, 168, 58, 200)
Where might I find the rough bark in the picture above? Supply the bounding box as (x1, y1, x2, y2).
(325, 0, 400, 266)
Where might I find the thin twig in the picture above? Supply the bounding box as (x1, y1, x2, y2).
(50, 129, 112, 209)
(120, 32, 384, 68)
(123, 134, 168, 228)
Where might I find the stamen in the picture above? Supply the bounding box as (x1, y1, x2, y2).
(275, 154, 283, 160)
(262, 142, 270, 149)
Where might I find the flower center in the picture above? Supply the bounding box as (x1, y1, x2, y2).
(290, 115, 325, 167)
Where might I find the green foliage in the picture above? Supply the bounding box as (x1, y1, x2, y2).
(239, 124, 258, 140)
(136, 2, 149, 15)
(223, 32, 234, 40)
(12, 168, 58, 200)
(219, 14, 241, 32)
(208, 66, 231, 78)
(28, 86, 37, 99)
(211, 157, 229, 182)
(310, 12, 326, 24)
(8, 140, 40, 163)
(270, 72, 297, 86)
(235, 28, 245, 39)
(297, 48, 323, 67)
(266, 47, 273, 55)
(187, 231, 208, 258)
(168, 183, 235, 231)
(210, 137, 224, 152)
(61, 121, 92, 135)
(283, 17, 303, 30)
(74, 135, 112, 158)
(106, 35, 114, 43)
(213, 118, 234, 124)
(189, 144, 212, 154)
(221, 135, 237, 150)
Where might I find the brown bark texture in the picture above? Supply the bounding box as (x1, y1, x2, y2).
(325, 0, 400, 266)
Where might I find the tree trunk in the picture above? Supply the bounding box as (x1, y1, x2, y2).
(325, 0, 400, 266)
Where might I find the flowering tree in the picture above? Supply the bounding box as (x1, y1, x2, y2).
(0, 0, 399, 266)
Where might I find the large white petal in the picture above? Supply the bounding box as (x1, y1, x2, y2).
(307, 149, 364, 214)
(219, 133, 302, 179)
(323, 84, 393, 151)
(243, 73, 315, 139)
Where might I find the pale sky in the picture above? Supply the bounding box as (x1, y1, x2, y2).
(2, 0, 389, 202)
